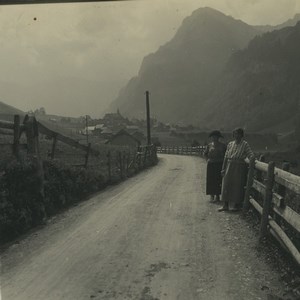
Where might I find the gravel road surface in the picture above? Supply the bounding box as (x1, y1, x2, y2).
(1, 155, 289, 300)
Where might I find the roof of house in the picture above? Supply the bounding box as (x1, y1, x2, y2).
(85, 126, 96, 131)
(132, 131, 146, 140)
(105, 129, 140, 144)
(95, 124, 105, 129)
(101, 127, 113, 134)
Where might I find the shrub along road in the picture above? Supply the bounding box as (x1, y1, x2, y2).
(0, 155, 293, 300)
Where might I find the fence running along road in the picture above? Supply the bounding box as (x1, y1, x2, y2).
(158, 146, 300, 266)
(0, 114, 157, 178)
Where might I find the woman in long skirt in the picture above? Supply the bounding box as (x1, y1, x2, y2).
(218, 128, 254, 212)
(204, 130, 226, 203)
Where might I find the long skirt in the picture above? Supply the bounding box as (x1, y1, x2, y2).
(206, 161, 223, 195)
(221, 160, 248, 208)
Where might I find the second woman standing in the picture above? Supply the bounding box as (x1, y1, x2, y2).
(204, 130, 227, 203)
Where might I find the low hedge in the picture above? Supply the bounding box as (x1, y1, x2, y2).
(0, 159, 107, 243)
(0, 152, 158, 244)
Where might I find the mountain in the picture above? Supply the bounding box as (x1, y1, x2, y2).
(255, 13, 300, 32)
(0, 101, 24, 116)
(109, 7, 260, 122)
(199, 21, 300, 132)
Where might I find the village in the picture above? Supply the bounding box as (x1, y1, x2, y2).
(30, 107, 280, 153)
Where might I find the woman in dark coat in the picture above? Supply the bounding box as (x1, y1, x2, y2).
(204, 130, 226, 203)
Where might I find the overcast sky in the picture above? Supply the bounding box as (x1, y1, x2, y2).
(0, 0, 300, 117)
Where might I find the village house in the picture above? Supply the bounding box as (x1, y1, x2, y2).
(131, 131, 147, 145)
(101, 127, 114, 139)
(105, 129, 140, 148)
(103, 109, 129, 130)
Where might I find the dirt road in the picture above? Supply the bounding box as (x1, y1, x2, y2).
(0, 155, 289, 299)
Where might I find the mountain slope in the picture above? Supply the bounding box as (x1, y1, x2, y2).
(0, 100, 24, 116)
(199, 22, 300, 132)
(109, 7, 260, 122)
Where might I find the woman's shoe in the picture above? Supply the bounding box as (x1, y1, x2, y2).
(231, 205, 241, 212)
(218, 206, 228, 212)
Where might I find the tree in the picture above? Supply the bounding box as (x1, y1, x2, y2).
(34, 107, 46, 115)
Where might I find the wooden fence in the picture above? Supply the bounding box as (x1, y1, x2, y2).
(156, 145, 206, 156)
(242, 157, 300, 265)
(0, 115, 158, 183)
(158, 144, 300, 265)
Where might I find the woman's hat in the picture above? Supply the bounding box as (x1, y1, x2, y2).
(208, 130, 223, 138)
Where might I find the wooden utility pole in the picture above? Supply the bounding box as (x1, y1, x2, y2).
(145, 91, 151, 145)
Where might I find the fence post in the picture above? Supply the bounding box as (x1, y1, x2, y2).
(137, 148, 141, 170)
(260, 161, 275, 239)
(84, 143, 91, 168)
(107, 151, 111, 182)
(118, 151, 123, 178)
(24, 115, 46, 222)
(51, 133, 57, 160)
(153, 145, 158, 162)
(123, 151, 127, 177)
(24, 116, 40, 158)
(143, 147, 148, 166)
(13, 114, 20, 159)
(126, 151, 130, 174)
(243, 158, 255, 213)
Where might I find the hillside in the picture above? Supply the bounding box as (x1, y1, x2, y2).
(109, 7, 260, 122)
(198, 21, 300, 132)
(0, 101, 24, 118)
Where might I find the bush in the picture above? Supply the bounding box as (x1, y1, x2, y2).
(43, 161, 107, 212)
(0, 159, 45, 241)
(0, 148, 157, 244)
(0, 159, 107, 244)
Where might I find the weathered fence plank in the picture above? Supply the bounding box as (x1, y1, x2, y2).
(253, 179, 266, 196)
(37, 122, 99, 156)
(243, 158, 255, 212)
(274, 168, 300, 195)
(269, 219, 300, 264)
(273, 206, 300, 233)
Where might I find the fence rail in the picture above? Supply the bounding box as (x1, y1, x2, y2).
(156, 145, 205, 156)
(2, 121, 299, 264)
(0, 114, 158, 180)
(242, 158, 300, 265)
(158, 143, 300, 265)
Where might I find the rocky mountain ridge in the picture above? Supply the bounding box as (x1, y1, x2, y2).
(109, 7, 300, 133)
